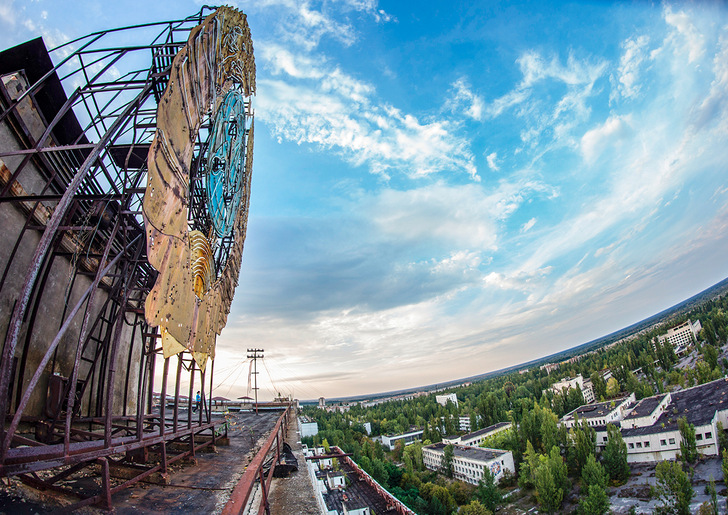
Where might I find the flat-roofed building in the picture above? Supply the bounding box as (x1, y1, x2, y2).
(381, 427, 424, 451)
(436, 393, 458, 408)
(300, 416, 319, 438)
(548, 375, 595, 404)
(618, 378, 728, 463)
(560, 394, 636, 448)
(444, 422, 512, 447)
(422, 443, 515, 485)
(658, 319, 701, 348)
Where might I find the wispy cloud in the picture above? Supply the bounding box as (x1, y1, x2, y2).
(447, 78, 485, 121)
(616, 35, 650, 99)
(257, 67, 479, 180)
(486, 50, 608, 152)
(486, 152, 499, 171)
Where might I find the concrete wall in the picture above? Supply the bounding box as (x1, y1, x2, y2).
(0, 72, 143, 420)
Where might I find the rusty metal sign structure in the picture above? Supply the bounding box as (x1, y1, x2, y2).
(0, 6, 254, 510)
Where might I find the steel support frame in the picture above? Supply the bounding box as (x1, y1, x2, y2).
(0, 7, 224, 510)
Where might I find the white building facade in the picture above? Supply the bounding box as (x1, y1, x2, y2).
(300, 417, 319, 438)
(444, 422, 513, 447)
(658, 319, 701, 348)
(618, 379, 728, 463)
(435, 393, 458, 408)
(423, 443, 515, 485)
(381, 428, 424, 451)
(548, 375, 595, 404)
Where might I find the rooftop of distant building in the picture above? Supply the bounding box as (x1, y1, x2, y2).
(426, 442, 509, 461)
(562, 395, 632, 421)
(461, 421, 511, 439)
(623, 393, 668, 421)
(623, 378, 728, 437)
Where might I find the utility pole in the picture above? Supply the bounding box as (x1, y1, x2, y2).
(247, 348, 264, 414)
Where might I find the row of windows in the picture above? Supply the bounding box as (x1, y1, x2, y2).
(628, 441, 650, 449)
(626, 433, 713, 450)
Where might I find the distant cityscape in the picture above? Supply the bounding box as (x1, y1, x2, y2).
(299, 289, 728, 514)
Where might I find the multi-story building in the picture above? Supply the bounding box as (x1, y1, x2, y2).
(436, 393, 458, 408)
(618, 378, 728, 463)
(444, 422, 512, 447)
(559, 394, 636, 448)
(548, 375, 595, 403)
(459, 415, 472, 432)
(381, 427, 424, 451)
(300, 416, 319, 438)
(422, 443, 515, 485)
(658, 319, 702, 348)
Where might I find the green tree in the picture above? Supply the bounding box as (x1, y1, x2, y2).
(678, 416, 698, 464)
(653, 460, 693, 515)
(369, 458, 389, 486)
(442, 444, 454, 478)
(716, 421, 728, 453)
(518, 440, 539, 489)
(702, 344, 719, 370)
(534, 446, 569, 513)
(458, 500, 492, 515)
(578, 484, 610, 515)
(722, 449, 728, 483)
(602, 423, 630, 482)
(534, 463, 563, 513)
(568, 421, 596, 476)
(590, 371, 607, 401)
(429, 484, 457, 514)
(475, 468, 502, 513)
(606, 377, 620, 398)
(581, 454, 608, 490)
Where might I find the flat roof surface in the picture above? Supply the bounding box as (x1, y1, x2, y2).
(427, 443, 508, 462)
(623, 394, 668, 420)
(461, 421, 511, 440)
(563, 396, 631, 420)
(383, 427, 423, 438)
(623, 378, 728, 438)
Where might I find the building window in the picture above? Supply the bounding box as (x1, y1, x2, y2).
(696, 434, 703, 441)
(660, 439, 667, 446)
(636, 442, 642, 448)
(644, 441, 650, 447)
(705, 432, 712, 439)
(603, 437, 608, 442)
(669, 438, 675, 445)
(628, 443, 634, 449)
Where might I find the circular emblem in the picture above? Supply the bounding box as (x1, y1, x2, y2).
(206, 89, 248, 238)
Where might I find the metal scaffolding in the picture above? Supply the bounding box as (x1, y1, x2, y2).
(0, 7, 252, 510)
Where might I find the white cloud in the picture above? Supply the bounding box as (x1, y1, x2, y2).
(258, 72, 479, 180)
(486, 50, 607, 150)
(617, 35, 650, 99)
(0, 2, 16, 28)
(447, 78, 485, 121)
(369, 180, 556, 250)
(664, 6, 705, 64)
(240, 0, 392, 51)
(580, 114, 633, 164)
(521, 217, 536, 233)
(486, 152, 499, 171)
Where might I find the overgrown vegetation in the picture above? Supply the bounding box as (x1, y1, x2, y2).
(300, 291, 728, 514)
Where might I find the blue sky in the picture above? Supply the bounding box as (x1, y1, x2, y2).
(2, 1, 728, 400)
